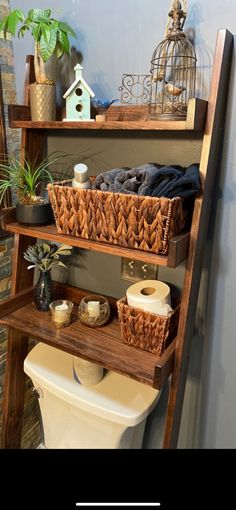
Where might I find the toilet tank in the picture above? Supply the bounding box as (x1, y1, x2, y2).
(24, 343, 160, 448)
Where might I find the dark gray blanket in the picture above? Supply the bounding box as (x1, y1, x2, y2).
(92, 163, 200, 198)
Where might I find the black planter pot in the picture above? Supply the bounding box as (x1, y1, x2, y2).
(16, 202, 54, 226)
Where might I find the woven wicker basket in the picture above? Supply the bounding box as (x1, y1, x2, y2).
(117, 296, 180, 355)
(47, 180, 185, 255)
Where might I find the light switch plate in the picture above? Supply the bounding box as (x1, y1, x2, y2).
(121, 257, 158, 282)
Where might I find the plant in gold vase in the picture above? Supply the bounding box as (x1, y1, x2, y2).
(0, 8, 77, 120)
(24, 242, 72, 311)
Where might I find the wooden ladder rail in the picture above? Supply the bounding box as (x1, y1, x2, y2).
(163, 29, 233, 448)
(1, 57, 40, 449)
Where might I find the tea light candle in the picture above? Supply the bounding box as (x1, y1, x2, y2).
(87, 300, 100, 318)
(54, 303, 69, 323)
(50, 300, 74, 328)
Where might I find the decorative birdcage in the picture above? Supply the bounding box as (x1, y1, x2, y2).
(150, 0, 196, 120)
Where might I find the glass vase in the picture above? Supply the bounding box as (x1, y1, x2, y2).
(34, 270, 52, 311)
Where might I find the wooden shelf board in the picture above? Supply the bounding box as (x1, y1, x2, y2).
(0, 284, 175, 389)
(5, 222, 189, 268)
(9, 119, 189, 130)
(8, 99, 207, 131)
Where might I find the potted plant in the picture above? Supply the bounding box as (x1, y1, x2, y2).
(24, 241, 72, 311)
(0, 153, 61, 225)
(0, 8, 77, 120)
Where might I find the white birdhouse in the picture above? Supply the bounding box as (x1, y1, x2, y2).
(63, 64, 95, 121)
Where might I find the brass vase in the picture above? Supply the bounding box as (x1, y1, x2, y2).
(29, 83, 56, 121)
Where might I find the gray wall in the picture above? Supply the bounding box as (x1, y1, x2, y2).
(10, 0, 236, 448)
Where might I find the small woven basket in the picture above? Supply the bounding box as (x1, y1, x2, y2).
(117, 296, 180, 355)
(47, 180, 185, 255)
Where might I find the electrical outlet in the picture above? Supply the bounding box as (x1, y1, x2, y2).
(121, 257, 158, 282)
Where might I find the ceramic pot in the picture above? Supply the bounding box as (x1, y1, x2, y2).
(16, 202, 54, 226)
(34, 270, 52, 311)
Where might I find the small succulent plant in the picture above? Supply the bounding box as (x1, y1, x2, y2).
(24, 242, 72, 272)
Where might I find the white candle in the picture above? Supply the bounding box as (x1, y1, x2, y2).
(54, 303, 69, 323)
(55, 304, 68, 311)
(87, 300, 100, 318)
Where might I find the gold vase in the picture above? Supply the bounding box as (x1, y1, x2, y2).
(29, 83, 56, 121)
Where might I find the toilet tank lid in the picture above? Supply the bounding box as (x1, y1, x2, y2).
(24, 343, 160, 426)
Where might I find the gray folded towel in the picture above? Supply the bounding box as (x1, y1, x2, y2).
(93, 167, 130, 192)
(93, 164, 162, 194)
(92, 162, 200, 199)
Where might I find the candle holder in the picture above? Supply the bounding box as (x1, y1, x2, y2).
(49, 300, 74, 328)
(78, 295, 110, 327)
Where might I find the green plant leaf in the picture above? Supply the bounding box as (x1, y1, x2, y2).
(58, 244, 73, 251)
(40, 24, 57, 62)
(0, 9, 25, 38)
(18, 25, 29, 39)
(8, 10, 24, 35)
(56, 261, 67, 269)
(55, 42, 64, 59)
(0, 19, 5, 34)
(57, 30, 70, 54)
(28, 9, 51, 22)
(41, 258, 52, 271)
(56, 250, 72, 256)
(42, 243, 51, 253)
(41, 23, 51, 45)
(24, 253, 38, 264)
(58, 21, 77, 38)
(31, 22, 40, 42)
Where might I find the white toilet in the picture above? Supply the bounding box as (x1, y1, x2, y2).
(24, 343, 160, 449)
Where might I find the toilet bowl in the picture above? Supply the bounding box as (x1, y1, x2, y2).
(24, 343, 160, 449)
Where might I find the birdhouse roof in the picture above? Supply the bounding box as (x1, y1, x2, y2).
(63, 77, 95, 99)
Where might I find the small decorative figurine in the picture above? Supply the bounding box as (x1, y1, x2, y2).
(92, 98, 118, 121)
(92, 98, 118, 113)
(63, 64, 95, 121)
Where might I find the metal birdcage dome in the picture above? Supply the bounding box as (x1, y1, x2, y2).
(150, 1, 196, 120)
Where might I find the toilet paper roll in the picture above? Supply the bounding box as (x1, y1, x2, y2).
(73, 356, 104, 385)
(126, 279, 172, 316)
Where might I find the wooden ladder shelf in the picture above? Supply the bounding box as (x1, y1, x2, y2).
(0, 29, 233, 449)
